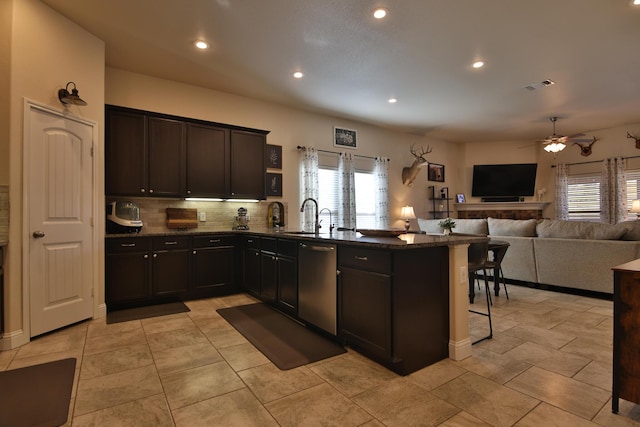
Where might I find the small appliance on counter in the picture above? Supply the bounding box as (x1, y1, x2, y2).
(232, 207, 250, 230)
(107, 201, 143, 234)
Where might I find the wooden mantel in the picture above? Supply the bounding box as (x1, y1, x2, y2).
(454, 202, 550, 220)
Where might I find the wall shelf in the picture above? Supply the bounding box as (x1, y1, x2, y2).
(428, 186, 452, 218)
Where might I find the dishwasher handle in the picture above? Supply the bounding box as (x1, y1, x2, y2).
(299, 243, 335, 252)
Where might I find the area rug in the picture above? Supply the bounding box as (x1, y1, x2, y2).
(217, 303, 346, 370)
(107, 301, 190, 324)
(0, 358, 76, 427)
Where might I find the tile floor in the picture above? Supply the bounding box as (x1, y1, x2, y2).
(1, 285, 640, 426)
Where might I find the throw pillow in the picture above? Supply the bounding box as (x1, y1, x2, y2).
(487, 218, 537, 237)
(619, 220, 640, 241)
(417, 218, 443, 233)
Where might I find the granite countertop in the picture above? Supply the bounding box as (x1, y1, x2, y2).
(106, 227, 486, 250)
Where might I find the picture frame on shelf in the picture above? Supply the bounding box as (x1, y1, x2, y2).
(428, 162, 445, 182)
(265, 144, 282, 169)
(456, 193, 466, 203)
(334, 127, 357, 149)
(266, 173, 283, 197)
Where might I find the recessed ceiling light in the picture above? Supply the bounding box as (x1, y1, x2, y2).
(293, 71, 304, 79)
(388, 98, 397, 103)
(634, 0, 640, 5)
(373, 8, 387, 19)
(472, 61, 485, 69)
(194, 40, 209, 50)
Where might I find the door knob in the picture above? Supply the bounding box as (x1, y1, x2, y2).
(32, 231, 45, 238)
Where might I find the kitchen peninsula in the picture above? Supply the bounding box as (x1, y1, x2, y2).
(105, 229, 484, 374)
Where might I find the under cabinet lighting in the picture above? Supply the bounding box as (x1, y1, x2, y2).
(185, 198, 224, 202)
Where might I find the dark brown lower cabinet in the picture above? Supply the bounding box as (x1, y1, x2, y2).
(106, 234, 236, 310)
(338, 244, 449, 375)
(105, 237, 152, 309)
(152, 236, 190, 297)
(240, 235, 261, 296)
(191, 235, 236, 298)
(340, 267, 391, 360)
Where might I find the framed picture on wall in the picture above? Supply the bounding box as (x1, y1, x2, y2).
(428, 162, 445, 182)
(456, 193, 466, 203)
(265, 144, 282, 169)
(266, 173, 283, 197)
(334, 127, 357, 149)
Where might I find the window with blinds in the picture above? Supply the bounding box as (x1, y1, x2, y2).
(566, 169, 640, 222)
(317, 167, 376, 229)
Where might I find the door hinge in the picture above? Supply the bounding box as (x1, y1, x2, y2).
(90, 146, 94, 157)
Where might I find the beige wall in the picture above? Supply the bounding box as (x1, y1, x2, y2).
(0, 0, 12, 185)
(106, 68, 465, 228)
(3, 0, 104, 346)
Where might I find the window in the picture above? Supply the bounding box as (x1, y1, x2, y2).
(566, 169, 640, 222)
(567, 174, 600, 221)
(317, 166, 377, 229)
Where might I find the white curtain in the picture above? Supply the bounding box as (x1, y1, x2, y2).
(374, 157, 390, 228)
(601, 157, 627, 224)
(299, 147, 319, 230)
(337, 152, 357, 229)
(555, 163, 569, 220)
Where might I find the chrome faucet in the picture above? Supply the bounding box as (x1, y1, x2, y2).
(318, 208, 334, 234)
(300, 197, 320, 233)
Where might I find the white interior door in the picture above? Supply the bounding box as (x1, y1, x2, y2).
(27, 105, 94, 337)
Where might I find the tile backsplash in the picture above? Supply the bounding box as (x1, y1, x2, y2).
(106, 198, 288, 234)
(0, 186, 7, 241)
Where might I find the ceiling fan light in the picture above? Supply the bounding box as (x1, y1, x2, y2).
(544, 142, 566, 153)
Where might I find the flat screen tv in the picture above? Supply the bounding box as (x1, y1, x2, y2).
(471, 163, 537, 199)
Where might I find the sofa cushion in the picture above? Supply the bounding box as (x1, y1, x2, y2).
(619, 220, 640, 241)
(487, 218, 537, 237)
(536, 219, 627, 240)
(417, 218, 488, 235)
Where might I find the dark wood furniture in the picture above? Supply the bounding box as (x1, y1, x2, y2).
(338, 244, 449, 375)
(455, 202, 549, 220)
(105, 233, 237, 310)
(105, 105, 268, 199)
(259, 237, 298, 315)
(612, 259, 640, 413)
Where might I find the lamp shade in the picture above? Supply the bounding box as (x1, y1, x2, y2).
(401, 206, 416, 220)
(544, 142, 566, 153)
(631, 199, 640, 214)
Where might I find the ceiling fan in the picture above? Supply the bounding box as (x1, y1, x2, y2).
(538, 117, 595, 153)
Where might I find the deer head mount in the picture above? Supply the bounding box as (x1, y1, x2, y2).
(628, 132, 640, 149)
(572, 137, 598, 157)
(402, 144, 432, 186)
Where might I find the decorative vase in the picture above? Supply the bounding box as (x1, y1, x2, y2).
(443, 228, 451, 236)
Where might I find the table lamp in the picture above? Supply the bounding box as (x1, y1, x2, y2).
(401, 206, 416, 232)
(631, 199, 640, 218)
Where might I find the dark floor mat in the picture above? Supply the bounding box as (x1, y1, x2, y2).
(107, 301, 190, 324)
(0, 358, 76, 427)
(217, 303, 346, 370)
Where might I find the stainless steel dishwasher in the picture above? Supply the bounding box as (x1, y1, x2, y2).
(298, 242, 337, 335)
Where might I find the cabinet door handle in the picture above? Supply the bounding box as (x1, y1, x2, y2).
(355, 256, 368, 261)
(164, 241, 178, 245)
(247, 239, 253, 243)
(193, 250, 197, 255)
(149, 189, 154, 193)
(143, 254, 149, 259)
(153, 253, 158, 258)
(121, 243, 136, 247)
(209, 239, 221, 243)
(187, 190, 191, 194)
(140, 189, 145, 193)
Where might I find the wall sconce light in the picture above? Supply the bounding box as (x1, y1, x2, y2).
(400, 205, 416, 232)
(58, 82, 87, 106)
(630, 199, 640, 218)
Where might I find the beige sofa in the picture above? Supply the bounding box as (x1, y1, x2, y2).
(417, 217, 640, 296)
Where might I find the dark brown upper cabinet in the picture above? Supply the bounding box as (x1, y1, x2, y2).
(105, 105, 269, 199)
(105, 108, 148, 196)
(186, 123, 229, 198)
(230, 130, 266, 199)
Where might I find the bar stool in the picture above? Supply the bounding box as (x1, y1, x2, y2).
(467, 240, 492, 344)
(486, 240, 510, 301)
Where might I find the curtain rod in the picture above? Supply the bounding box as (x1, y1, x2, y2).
(296, 145, 389, 161)
(552, 155, 640, 167)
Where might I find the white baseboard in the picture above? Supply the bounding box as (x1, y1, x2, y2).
(448, 338, 472, 361)
(0, 329, 29, 350)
